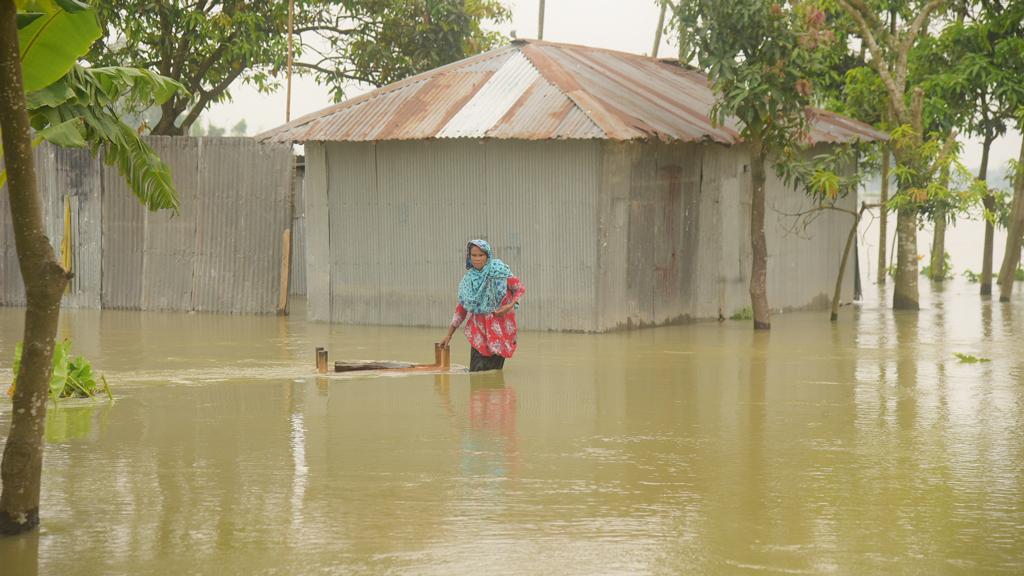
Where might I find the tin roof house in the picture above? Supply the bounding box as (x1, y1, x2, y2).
(259, 39, 884, 331)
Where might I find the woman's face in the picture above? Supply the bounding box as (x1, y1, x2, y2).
(469, 245, 488, 270)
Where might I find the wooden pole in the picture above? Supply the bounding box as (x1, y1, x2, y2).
(278, 228, 291, 315)
(537, 0, 545, 40)
(652, 2, 667, 57)
(832, 203, 871, 321)
(877, 142, 889, 284)
(286, 0, 294, 122)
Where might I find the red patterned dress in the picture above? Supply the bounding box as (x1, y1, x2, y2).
(451, 276, 526, 358)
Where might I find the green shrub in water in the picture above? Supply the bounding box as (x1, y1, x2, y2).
(730, 306, 753, 320)
(9, 339, 111, 402)
(954, 352, 991, 363)
(921, 252, 954, 280)
(961, 268, 1024, 283)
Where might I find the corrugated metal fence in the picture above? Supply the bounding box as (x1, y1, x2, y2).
(1, 137, 294, 314)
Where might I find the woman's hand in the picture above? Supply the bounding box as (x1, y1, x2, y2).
(494, 303, 514, 316)
(440, 325, 457, 349)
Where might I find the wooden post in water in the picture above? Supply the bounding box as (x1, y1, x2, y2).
(315, 347, 328, 374)
(278, 229, 291, 315)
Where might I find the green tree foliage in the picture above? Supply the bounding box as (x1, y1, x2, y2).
(669, 0, 838, 329)
(912, 2, 1024, 289)
(4, 1, 185, 210)
(833, 0, 952, 309)
(25, 65, 184, 211)
(16, 0, 100, 92)
(87, 0, 511, 135)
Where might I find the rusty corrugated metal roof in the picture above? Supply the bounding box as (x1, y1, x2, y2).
(257, 40, 887, 145)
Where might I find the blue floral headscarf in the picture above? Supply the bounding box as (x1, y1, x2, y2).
(458, 239, 512, 314)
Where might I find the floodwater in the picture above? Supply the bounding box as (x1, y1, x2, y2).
(1, 279, 1023, 573)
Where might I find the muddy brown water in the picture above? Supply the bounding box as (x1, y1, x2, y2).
(0, 280, 1022, 575)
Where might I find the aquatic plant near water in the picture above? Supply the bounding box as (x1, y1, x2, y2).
(730, 306, 753, 321)
(7, 339, 111, 402)
(954, 352, 991, 363)
(921, 252, 954, 280)
(962, 269, 981, 283)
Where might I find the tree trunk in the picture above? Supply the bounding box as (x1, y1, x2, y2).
(892, 205, 919, 310)
(877, 143, 889, 285)
(151, 98, 186, 135)
(998, 137, 1024, 302)
(979, 139, 994, 296)
(929, 165, 950, 282)
(832, 204, 865, 321)
(0, 0, 71, 535)
(930, 212, 946, 281)
(749, 136, 770, 330)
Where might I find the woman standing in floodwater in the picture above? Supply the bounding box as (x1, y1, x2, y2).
(440, 239, 526, 372)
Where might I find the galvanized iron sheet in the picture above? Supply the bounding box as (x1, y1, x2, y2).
(437, 52, 539, 138)
(141, 136, 199, 312)
(258, 40, 886, 146)
(192, 137, 292, 314)
(303, 143, 332, 322)
(289, 170, 307, 296)
(55, 146, 102, 308)
(306, 139, 602, 330)
(594, 140, 854, 330)
(2, 138, 292, 315)
(100, 151, 146, 309)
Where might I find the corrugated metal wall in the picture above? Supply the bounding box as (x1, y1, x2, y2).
(2, 137, 293, 314)
(305, 140, 602, 331)
(303, 138, 852, 332)
(595, 141, 854, 330)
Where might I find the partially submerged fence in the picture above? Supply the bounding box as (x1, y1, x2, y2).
(0, 137, 294, 314)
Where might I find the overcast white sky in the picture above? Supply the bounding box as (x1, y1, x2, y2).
(206, 0, 1021, 176)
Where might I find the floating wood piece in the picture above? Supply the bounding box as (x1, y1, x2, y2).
(334, 360, 418, 372)
(318, 343, 454, 374)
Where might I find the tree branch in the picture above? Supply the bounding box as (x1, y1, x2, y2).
(179, 61, 247, 131)
(293, 25, 359, 35)
(188, 33, 237, 93)
(927, 130, 960, 176)
(836, 0, 906, 120)
(896, 0, 946, 90)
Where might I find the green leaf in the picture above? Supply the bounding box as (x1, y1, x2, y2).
(25, 78, 75, 109)
(49, 340, 70, 401)
(102, 122, 180, 212)
(18, 2, 101, 92)
(37, 117, 87, 148)
(16, 12, 45, 28)
(53, 0, 91, 12)
(26, 65, 183, 213)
